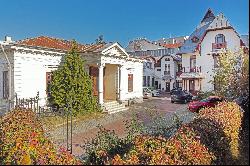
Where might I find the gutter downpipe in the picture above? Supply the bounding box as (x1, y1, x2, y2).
(0, 43, 12, 111)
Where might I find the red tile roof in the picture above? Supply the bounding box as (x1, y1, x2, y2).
(161, 43, 183, 48)
(17, 36, 105, 52)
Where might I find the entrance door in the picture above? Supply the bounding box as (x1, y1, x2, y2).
(89, 66, 98, 96)
(189, 79, 195, 93)
(155, 81, 158, 89)
(166, 82, 170, 92)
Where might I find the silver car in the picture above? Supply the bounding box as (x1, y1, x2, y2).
(143, 87, 152, 99)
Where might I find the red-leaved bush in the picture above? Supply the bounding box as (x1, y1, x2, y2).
(0, 109, 82, 165)
(86, 101, 243, 165)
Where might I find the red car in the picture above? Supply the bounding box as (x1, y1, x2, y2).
(188, 96, 223, 113)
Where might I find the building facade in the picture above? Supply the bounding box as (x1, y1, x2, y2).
(141, 54, 182, 92)
(0, 36, 143, 113)
(178, 9, 248, 94)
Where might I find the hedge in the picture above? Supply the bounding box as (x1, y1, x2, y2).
(85, 101, 243, 165)
(189, 101, 243, 164)
(0, 109, 82, 165)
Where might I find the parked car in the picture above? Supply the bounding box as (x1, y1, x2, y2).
(143, 87, 152, 99)
(188, 96, 223, 113)
(171, 90, 192, 103)
(143, 87, 160, 97)
(183, 90, 193, 101)
(151, 89, 160, 97)
(170, 87, 182, 95)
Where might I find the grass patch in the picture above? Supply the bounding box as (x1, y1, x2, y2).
(39, 111, 104, 131)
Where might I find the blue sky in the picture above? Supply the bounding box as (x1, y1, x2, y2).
(0, 0, 248, 47)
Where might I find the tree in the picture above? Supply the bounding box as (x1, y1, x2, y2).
(49, 40, 99, 115)
(212, 48, 249, 101)
(95, 35, 105, 44)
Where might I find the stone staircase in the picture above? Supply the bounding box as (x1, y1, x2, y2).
(103, 100, 128, 114)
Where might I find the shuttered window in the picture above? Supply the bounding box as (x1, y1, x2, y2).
(128, 74, 133, 92)
(3, 71, 9, 99)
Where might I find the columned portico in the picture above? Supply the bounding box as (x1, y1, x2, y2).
(98, 63, 105, 105)
(118, 64, 124, 102)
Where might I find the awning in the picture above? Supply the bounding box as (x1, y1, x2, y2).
(162, 75, 174, 81)
(180, 72, 205, 79)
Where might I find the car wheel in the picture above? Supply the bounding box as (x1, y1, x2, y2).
(183, 99, 187, 104)
(171, 100, 174, 103)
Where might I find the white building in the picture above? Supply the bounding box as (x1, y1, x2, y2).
(0, 36, 143, 113)
(178, 9, 248, 94)
(141, 54, 182, 92)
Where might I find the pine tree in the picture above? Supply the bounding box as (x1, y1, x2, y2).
(49, 40, 99, 115)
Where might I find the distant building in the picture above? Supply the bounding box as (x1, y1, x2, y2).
(126, 36, 188, 57)
(152, 36, 189, 54)
(141, 54, 182, 92)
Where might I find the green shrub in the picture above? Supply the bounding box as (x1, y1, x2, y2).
(0, 109, 81, 165)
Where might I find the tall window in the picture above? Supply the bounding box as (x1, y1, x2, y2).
(147, 76, 150, 87)
(143, 76, 146, 86)
(215, 34, 225, 43)
(3, 71, 9, 99)
(128, 74, 133, 92)
(214, 56, 219, 68)
(190, 55, 196, 70)
(152, 77, 155, 88)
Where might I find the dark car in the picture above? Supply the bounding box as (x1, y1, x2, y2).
(170, 87, 182, 95)
(183, 90, 193, 101)
(171, 90, 192, 103)
(188, 96, 223, 113)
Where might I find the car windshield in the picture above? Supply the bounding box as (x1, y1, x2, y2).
(201, 98, 210, 102)
(173, 91, 184, 95)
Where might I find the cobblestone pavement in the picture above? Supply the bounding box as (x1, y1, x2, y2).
(45, 94, 196, 157)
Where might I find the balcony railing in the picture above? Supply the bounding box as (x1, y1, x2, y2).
(182, 66, 201, 73)
(190, 66, 201, 73)
(164, 71, 170, 75)
(212, 42, 227, 50)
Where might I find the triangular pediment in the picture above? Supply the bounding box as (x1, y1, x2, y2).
(101, 43, 129, 58)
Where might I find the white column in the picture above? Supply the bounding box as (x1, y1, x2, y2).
(118, 65, 123, 101)
(98, 63, 105, 104)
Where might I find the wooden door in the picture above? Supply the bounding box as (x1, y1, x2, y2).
(89, 66, 98, 96)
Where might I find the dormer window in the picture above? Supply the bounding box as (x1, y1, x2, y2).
(215, 34, 225, 43)
(165, 58, 170, 61)
(191, 36, 199, 43)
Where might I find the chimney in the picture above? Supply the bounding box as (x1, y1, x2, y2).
(5, 36, 12, 43)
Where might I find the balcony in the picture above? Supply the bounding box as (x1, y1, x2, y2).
(190, 66, 201, 73)
(164, 71, 170, 75)
(182, 66, 201, 73)
(212, 42, 227, 51)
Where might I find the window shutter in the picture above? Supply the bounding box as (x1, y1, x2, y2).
(128, 74, 133, 92)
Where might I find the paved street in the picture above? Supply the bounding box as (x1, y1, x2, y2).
(46, 94, 196, 157)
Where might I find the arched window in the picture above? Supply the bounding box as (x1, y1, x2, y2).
(215, 34, 225, 43)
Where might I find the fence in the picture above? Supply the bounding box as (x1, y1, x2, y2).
(13, 92, 62, 117)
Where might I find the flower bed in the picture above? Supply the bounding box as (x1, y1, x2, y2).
(0, 109, 82, 165)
